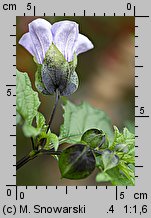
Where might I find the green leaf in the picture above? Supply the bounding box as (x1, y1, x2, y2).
(44, 133, 59, 151)
(16, 70, 40, 126)
(110, 127, 135, 153)
(121, 154, 135, 164)
(59, 144, 95, 180)
(96, 172, 111, 182)
(22, 124, 41, 137)
(102, 150, 119, 172)
(23, 112, 46, 138)
(81, 129, 105, 149)
(115, 144, 129, 153)
(36, 131, 50, 148)
(96, 152, 135, 185)
(105, 166, 134, 186)
(118, 161, 135, 185)
(16, 70, 47, 138)
(125, 121, 135, 134)
(36, 112, 46, 129)
(59, 100, 113, 144)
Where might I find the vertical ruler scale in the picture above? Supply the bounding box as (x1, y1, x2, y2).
(134, 5, 150, 190)
(0, 0, 151, 217)
(8, 24, 17, 178)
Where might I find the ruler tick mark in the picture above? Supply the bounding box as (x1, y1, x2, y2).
(34, 6, 36, 16)
(135, 115, 149, 118)
(66, 186, 68, 194)
(116, 186, 118, 200)
(6, 85, 16, 87)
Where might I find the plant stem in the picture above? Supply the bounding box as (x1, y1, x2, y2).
(17, 90, 60, 171)
(46, 89, 60, 133)
(30, 137, 35, 149)
(16, 149, 62, 171)
(16, 154, 36, 170)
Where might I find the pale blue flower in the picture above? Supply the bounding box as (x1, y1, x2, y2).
(19, 18, 94, 64)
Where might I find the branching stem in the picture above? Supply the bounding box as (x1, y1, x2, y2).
(17, 90, 60, 171)
(16, 149, 62, 170)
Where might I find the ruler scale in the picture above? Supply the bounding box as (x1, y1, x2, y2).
(0, 0, 151, 217)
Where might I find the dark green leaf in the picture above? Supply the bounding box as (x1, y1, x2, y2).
(59, 144, 95, 180)
(59, 100, 113, 144)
